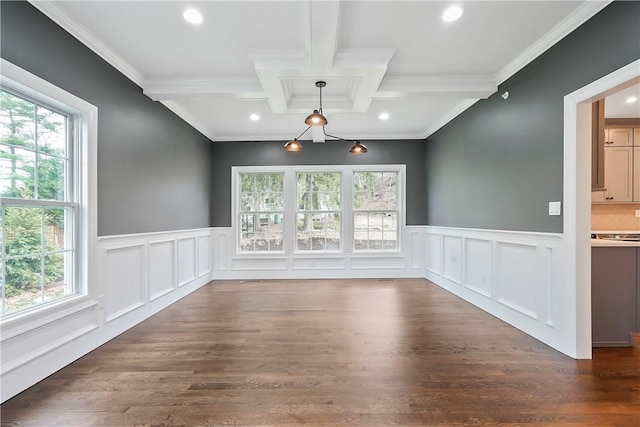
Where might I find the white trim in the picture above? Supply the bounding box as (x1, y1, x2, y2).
(26, 1, 144, 86)
(0, 58, 98, 326)
(562, 59, 640, 359)
(495, 1, 613, 85)
(421, 1, 611, 139)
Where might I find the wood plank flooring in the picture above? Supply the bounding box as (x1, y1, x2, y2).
(2, 279, 639, 426)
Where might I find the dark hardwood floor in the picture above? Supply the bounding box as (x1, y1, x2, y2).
(2, 279, 639, 426)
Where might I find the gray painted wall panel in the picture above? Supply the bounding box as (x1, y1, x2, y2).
(425, 1, 640, 233)
(1, 1, 212, 236)
(210, 140, 426, 227)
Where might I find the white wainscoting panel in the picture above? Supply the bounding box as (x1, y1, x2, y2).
(197, 234, 212, 277)
(1, 228, 213, 403)
(103, 244, 145, 322)
(177, 237, 197, 287)
(464, 238, 492, 298)
(495, 241, 539, 320)
(423, 226, 569, 357)
(148, 239, 176, 301)
(442, 235, 462, 285)
(426, 233, 442, 274)
(292, 257, 346, 270)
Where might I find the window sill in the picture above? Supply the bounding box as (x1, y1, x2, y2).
(0, 295, 98, 343)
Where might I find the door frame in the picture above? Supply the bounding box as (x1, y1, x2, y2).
(563, 59, 640, 358)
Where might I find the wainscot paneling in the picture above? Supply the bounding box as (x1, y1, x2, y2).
(103, 243, 146, 323)
(148, 239, 176, 301)
(443, 235, 463, 285)
(425, 233, 442, 275)
(212, 226, 428, 280)
(177, 237, 197, 287)
(424, 226, 569, 357)
(463, 238, 492, 298)
(1, 228, 213, 403)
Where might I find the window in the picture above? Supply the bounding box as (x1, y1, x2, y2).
(296, 172, 341, 251)
(238, 172, 284, 252)
(353, 171, 398, 250)
(234, 166, 403, 254)
(0, 89, 76, 316)
(0, 59, 96, 320)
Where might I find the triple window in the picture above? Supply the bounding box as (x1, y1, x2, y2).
(235, 166, 403, 254)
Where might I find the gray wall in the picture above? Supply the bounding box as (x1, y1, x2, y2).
(1, 1, 212, 236)
(210, 140, 427, 227)
(425, 1, 640, 233)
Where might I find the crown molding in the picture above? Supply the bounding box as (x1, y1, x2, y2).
(422, 99, 481, 139)
(27, 1, 144, 86)
(209, 130, 428, 142)
(159, 101, 216, 141)
(495, 0, 612, 85)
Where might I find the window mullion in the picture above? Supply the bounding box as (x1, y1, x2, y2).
(283, 170, 296, 254)
(342, 170, 353, 253)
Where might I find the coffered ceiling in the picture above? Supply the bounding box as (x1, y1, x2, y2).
(30, 1, 611, 142)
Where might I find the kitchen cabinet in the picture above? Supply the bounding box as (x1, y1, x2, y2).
(592, 247, 638, 347)
(600, 146, 634, 202)
(604, 128, 634, 146)
(634, 128, 640, 146)
(635, 147, 640, 202)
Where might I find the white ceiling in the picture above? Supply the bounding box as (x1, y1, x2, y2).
(605, 83, 640, 118)
(31, 0, 612, 142)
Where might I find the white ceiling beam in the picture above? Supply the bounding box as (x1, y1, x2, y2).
(377, 76, 497, 99)
(143, 78, 264, 101)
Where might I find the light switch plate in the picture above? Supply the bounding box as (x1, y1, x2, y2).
(548, 201, 562, 216)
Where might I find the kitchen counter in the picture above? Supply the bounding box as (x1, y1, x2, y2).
(591, 230, 640, 247)
(591, 239, 640, 247)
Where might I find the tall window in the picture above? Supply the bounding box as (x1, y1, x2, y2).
(296, 172, 341, 251)
(238, 172, 284, 252)
(234, 166, 404, 255)
(353, 171, 398, 250)
(1, 89, 76, 316)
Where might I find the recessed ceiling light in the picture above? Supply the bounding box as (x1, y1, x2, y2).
(442, 5, 464, 22)
(626, 96, 638, 104)
(249, 114, 260, 121)
(183, 9, 203, 25)
(379, 112, 390, 120)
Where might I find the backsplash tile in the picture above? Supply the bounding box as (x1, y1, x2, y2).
(591, 203, 640, 231)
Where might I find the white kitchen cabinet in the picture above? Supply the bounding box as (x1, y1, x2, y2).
(604, 128, 634, 147)
(600, 146, 633, 202)
(635, 147, 640, 202)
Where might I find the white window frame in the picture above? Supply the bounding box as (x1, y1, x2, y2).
(0, 60, 97, 331)
(232, 165, 405, 256)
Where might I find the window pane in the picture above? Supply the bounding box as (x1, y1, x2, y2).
(240, 213, 283, 252)
(0, 91, 36, 150)
(354, 212, 369, 250)
(37, 106, 66, 157)
(37, 154, 65, 201)
(4, 255, 42, 315)
(4, 206, 42, 257)
(44, 253, 66, 301)
(383, 212, 398, 250)
(297, 173, 340, 211)
(354, 171, 397, 210)
(0, 145, 35, 198)
(44, 207, 66, 251)
(296, 213, 340, 251)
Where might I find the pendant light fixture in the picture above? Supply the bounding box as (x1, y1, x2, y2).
(284, 81, 367, 154)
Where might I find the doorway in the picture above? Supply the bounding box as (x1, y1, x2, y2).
(564, 59, 640, 358)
